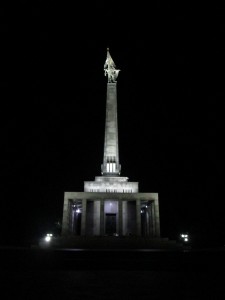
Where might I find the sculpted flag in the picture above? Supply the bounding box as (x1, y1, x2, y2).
(104, 48, 120, 82)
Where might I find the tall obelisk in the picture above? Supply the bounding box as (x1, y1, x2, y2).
(101, 48, 121, 176)
(62, 48, 161, 239)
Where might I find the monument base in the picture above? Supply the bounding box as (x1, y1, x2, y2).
(38, 235, 184, 250)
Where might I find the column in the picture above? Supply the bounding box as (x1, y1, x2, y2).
(93, 200, 100, 235)
(154, 196, 161, 237)
(62, 194, 70, 235)
(122, 201, 128, 235)
(151, 202, 156, 237)
(81, 199, 87, 236)
(118, 200, 123, 236)
(100, 199, 104, 235)
(136, 199, 141, 236)
(146, 207, 150, 236)
(149, 202, 153, 237)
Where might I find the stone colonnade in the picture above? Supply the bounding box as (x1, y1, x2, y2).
(62, 192, 160, 238)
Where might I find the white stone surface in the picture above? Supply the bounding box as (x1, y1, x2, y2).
(84, 176, 139, 193)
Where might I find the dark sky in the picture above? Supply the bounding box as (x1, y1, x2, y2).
(0, 3, 224, 245)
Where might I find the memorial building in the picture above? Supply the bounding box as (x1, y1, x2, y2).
(61, 49, 160, 238)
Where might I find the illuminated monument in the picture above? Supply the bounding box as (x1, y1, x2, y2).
(61, 49, 160, 237)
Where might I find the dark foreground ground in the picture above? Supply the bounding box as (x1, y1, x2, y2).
(0, 246, 225, 299)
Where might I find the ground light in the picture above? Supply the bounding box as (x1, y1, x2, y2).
(44, 233, 53, 243)
(38, 233, 55, 248)
(180, 233, 189, 243)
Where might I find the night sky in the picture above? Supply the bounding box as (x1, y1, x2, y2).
(0, 3, 224, 246)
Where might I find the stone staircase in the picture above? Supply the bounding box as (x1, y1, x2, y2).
(39, 236, 184, 250)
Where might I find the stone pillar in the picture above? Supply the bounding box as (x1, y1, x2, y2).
(100, 199, 104, 235)
(154, 196, 160, 237)
(122, 201, 128, 235)
(74, 208, 79, 235)
(136, 199, 141, 236)
(81, 199, 87, 236)
(149, 203, 153, 237)
(146, 207, 150, 236)
(118, 200, 123, 236)
(151, 202, 156, 237)
(62, 193, 70, 235)
(93, 200, 100, 235)
(71, 209, 75, 234)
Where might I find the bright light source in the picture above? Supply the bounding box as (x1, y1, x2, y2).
(141, 210, 143, 213)
(76, 208, 81, 213)
(45, 236, 51, 242)
(44, 233, 53, 242)
(145, 205, 148, 208)
(180, 233, 189, 243)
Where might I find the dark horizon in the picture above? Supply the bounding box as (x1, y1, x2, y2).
(0, 4, 224, 247)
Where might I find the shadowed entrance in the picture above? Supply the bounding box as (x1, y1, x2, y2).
(105, 214, 117, 235)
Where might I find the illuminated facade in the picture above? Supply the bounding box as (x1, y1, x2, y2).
(62, 49, 160, 237)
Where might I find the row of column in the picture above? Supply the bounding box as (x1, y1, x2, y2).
(81, 199, 142, 236)
(62, 197, 160, 237)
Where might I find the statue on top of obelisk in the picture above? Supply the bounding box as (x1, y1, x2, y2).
(104, 48, 120, 83)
